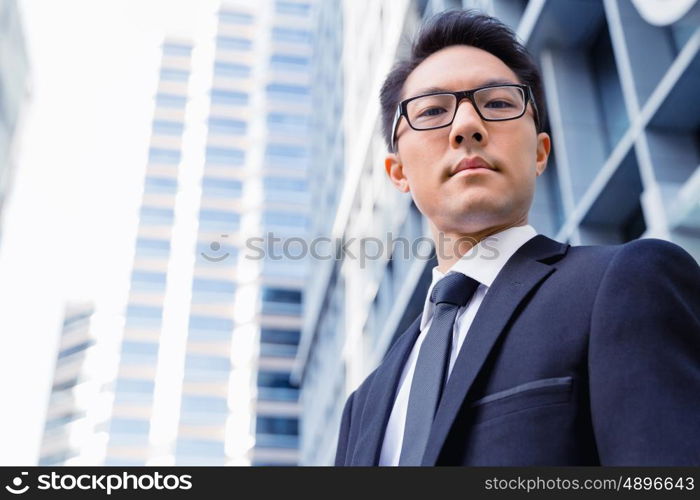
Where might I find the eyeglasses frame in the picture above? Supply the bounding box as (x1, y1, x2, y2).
(389, 83, 540, 153)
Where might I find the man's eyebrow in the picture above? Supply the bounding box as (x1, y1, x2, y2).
(407, 79, 520, 98)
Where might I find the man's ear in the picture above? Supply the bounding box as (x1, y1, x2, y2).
(385, 153, 410, 193)
(535, 132, 551, 177)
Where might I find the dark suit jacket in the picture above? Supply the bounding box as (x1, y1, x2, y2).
(334, 235, 700, 465)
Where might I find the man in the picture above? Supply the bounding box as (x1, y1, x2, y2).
(334, 10, 700, 466)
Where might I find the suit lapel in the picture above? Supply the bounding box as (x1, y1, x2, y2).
(421, 234, 569, 465)
(350, 314, 422, 465)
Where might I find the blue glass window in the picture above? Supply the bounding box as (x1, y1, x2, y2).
(202, 177, 242, 198)
(262, 211, 308, 229)
(160, 68, 189, 82)
(198, 209, 241, 231)
(210, 89, 249, 107)
(271, 27, 311, 44)
(152, 120, 184, 135)
(131, 270, 167, 292)
(115, 378, 155, 394)
(205, 146, 245, 166)
(257, 370, 299, 401)
(217, 36, 252, 51)
(181, 395, 228, 414)
(263, 177, 307, 192)
(219, 10, 254, 24)
(191, 278, 236, 303)
(260, 286, 302, 316)
(148, 147, 181, 164)
(188, 315, 233, 341)
(162, 43, 192, 57)
(184, 354, 230, 382)
(275, 1, 310, 16)
(175, 439, 225, 457)
(208, 117, 246, 135)
(58, 341, 93, 360)
(144, 176, 177, 194)
(139, 206, 174, 225)
(109, 418, 150, 434)
(214, 61, 251, 78)
(269, 54, 309, 71)
(125, 305, 163, 328)
(155, 93, 187, 108)
(135, 238, 170, 258)
(121, 340, 159, 356)
(266, 83, 310, 100)
(256, 416, 298, 435)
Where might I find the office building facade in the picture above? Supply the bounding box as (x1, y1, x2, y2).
(296, 0, 700, 465)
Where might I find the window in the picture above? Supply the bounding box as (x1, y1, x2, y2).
(205, 146, 245, 166)
(214, 61, 251, 78)
(188, 315, 234, 341)
(180, 395, 228, 419)
(266, 83, 310, 101)
(217, 36, 252, 51)
(263, 177, 307, 192)
(155, 93, 187, 109)
(198, 209, 241, 231)
(260, 286, 302, 316)
(265, 144, 309, 170)
(131, 270, 167, 292)
(257, 370, 298, 401)
(266, 112, 309, 132)
(162, 43, 192, 57)
(109, 418, 150, 434)
(152, 120, 184, 135)
(57, 340, 93, 360)
(135, 238, 170, 258)
(148, 147, 181, 165)
(119, 340, 159, 364)
(175, 439, 225, 457)
(124, 305, 163, 328)
(160, 68, 189, 82)
(269, 54, 310, 72)
(260, 328, 299, 357)
(144, 176, 177, 195)
(262, 211, 308, 229)
(260, 328, 300, 345)
(271, 27, 311, 44)
(210, 89, 248, 107)
(202, 177, 243, 198)
(191, 277, 236, 303)
(184, 353, 230, 382)
(115, 378, 155, 394)
(208, 117, 246, 135)
(219, 10, 254, 25)
(255, 416, 298, 435)
(139, 206, 174, 226)
(275, 1, 311, 16)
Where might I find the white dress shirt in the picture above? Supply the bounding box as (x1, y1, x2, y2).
(378, 224, 538, 465)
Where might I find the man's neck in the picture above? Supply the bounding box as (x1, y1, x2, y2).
(431, 218, 528, 273)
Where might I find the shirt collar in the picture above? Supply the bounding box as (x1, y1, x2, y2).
(419, 224, 538, 330)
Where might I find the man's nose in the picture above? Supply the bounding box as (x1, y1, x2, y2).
(449, 99, 488, 147)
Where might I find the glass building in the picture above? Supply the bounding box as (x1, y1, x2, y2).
(295, 0, 700, 465)
(0, 0, 30, 240)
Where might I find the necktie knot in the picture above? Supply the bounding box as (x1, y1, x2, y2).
(430, 272, 480, 307)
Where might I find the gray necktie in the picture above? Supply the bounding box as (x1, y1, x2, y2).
(398, 271, 480, 466)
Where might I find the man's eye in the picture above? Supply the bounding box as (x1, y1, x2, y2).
(484, 100, 515, 109)
(418, 107, 447, 117)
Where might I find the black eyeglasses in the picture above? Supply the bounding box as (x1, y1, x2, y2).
(390, 83, 539, 153)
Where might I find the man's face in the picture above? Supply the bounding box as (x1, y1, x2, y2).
(385, 45, 550, 236)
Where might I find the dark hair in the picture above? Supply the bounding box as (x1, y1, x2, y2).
(379, 9, 548, 151)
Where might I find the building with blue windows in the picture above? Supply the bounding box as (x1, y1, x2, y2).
(294, 0, 700, 465)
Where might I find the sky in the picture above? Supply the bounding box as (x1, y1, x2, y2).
(0, 0, 217, 465)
